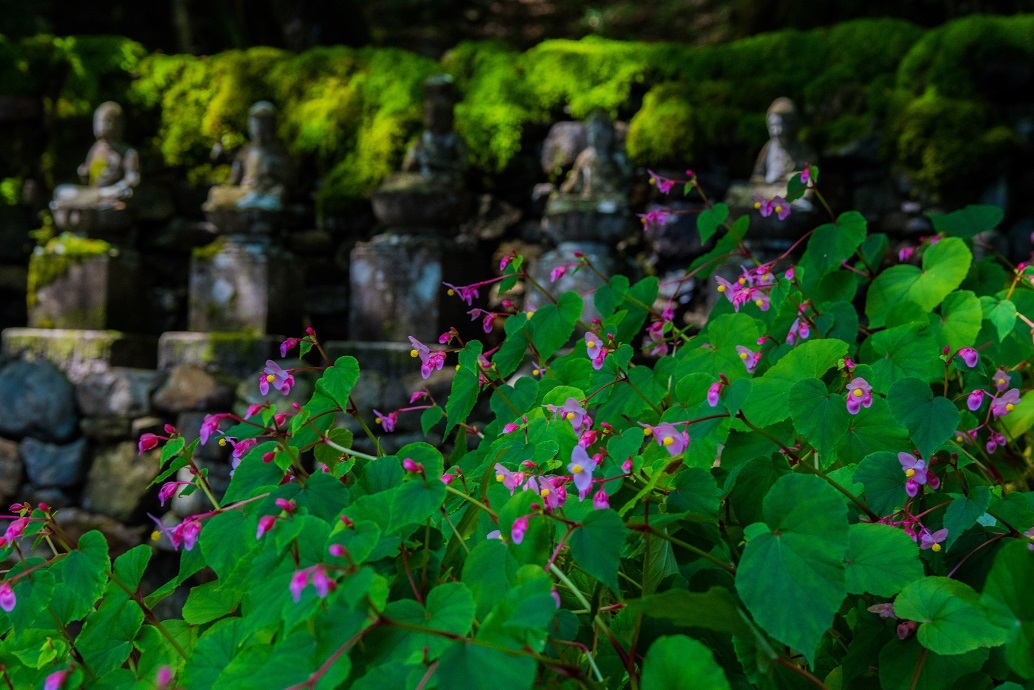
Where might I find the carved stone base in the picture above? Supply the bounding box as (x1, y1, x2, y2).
(1, 328, 157, 383)
(28, 249, 144, 331)
(526, 241, 628, 322)
(157, 332, 283, 379)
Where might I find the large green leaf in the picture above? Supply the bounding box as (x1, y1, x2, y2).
(436, 641, 536, 690)
(741, 338, 848, 427)
(788, 378, 850, 462)
(845, 523, 923, 597)
(530, 290, 582, 361)
(928, 204, 1003, 239)
(981, 541, 1034, 679)
(568, 509, 627, 593)
(853, 451, 907, 516)
(314, 356, 360, 412)
(865, 322, 943, 391)
(800, 211, 867, 277)
(640, 635, 732, 690)
(982, 296, 1018, 342)
(936, 290, 982, 351)
(866, 237, 972, 328)
(887, 377, 959, 459)
(878, 637, 987, 690)
(835, 399, 910, 466)
(445, 339, 483, 435)
(894, 576, 1008, 655)
(941, 486, 991, 550)
(735, 474, 849, 666)
(697, 203, 729, 244)
(626, 587, 751, 637)
(50, 530, 109, 623)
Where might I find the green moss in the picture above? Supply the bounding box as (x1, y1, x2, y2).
(626, 83, 695, 166)
(0, 178, 21, 206)
(26, 232, 114, 308)
(192, 236, 229, 261)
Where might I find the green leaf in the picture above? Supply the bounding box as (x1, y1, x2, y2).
(666, 468, 719, 520)
(788, 378, 850, 462)
(836, 397, 910, 465)
(735, 474, 849, 666)
(180, 618, 244, 690)
(314, 356, 360, 411)
(626, 587, 752, 637)
(615, 276, 659, 344)
(568, 509, 627, 593)
(420, 405, 445, 435)
(741, 338, 848, 427)
(878, 637, 987, 690)
(887, 378, 959, 459)
(445, 340, 483, 435)
(641, 635, 732, 690)
(942, 487, 991, 550)
(894, 576, 1008, 655)
(981, 540, 1034, 679)
(866, 237, 972, 328)
(937, 290, 982, 351)
(50, 530, 109, 623)
(223, 443, 284, 503)
(530, 291, 582, 361)
(594, 274, 629, 320)
(426, 582, 476, 636)
(853, 451, 908, 516)
(865, 322, 943, 391)
(801, 211, 867, 277)
(436, 641, 536, 690)
(462, 539, 518, 619)
(845, 523, 924, 597)
(1002, 389, 1034, 440)
(489, 377, 538, 424)
(982, 296, 1018, 342)
(76, 587, 146, 676)
(492, 312, 530, 378)
(182, 579, 241, 625)
(697, 203, 729, 244)
(928, 204, 1003, 239)
(391, 475, 446, 531)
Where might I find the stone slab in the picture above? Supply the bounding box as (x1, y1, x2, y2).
(158, 331, 282, 379)
(28, 251, 144, 330)
(1, 328, 157, 383)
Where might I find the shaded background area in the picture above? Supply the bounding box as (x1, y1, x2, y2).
(3, 0, 1034, 55)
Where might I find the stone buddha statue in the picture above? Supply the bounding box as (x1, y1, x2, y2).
(401, 74, 469, 183)
(750, 97, 816, 199)
(51, 102, 140, 228)
(555, 110, 632, 204)
(204, 101, 293, 213)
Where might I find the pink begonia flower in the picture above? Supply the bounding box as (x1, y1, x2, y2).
(156, 666, 174, 690)
(736, 346, 761, 374)
(991, 388, 1021, 418)
(511, 516, 529, 545)
(579, 429, 598, 447)
(920, 528, 949, 552)
(868, 603, 897, 619)
(280, 337, 301, 357)
(158, 481, 191, 507)
(524, 475, 564, 511)
(956, 347, 979, 368)
(707, 381, 722, 408)
(638, 208, 670, 229)
(402, 458, 424, 474)
(592, 487, 610, 510)
(4, 517, 28, 542)
(1025, 524, 1034, 551)
(152, 515, 202, 552)
(443, 282, 479, 305)
(898, 453, 930, 497)
(845, 377, 873, 414)
(549, 264, 568, 282)
(800, 165, 811, 186)
(756, 195, 791, 220)
(408, 336, 446, 379)
(290, 569, 309, 602)
(44, 670, 68, 690)
(568, 445, 597, 500)
(641, 422, 689, 457)
(199, 413, 228, 445)
(584, 331, 608, 370)
(753, 194, 774, 216)
(967, 389, 985, 411)
(259, 360, 295, 396)
(0, 582, 15, 612)
(897, 620, 917, 640)
(311, 565, 333, 598)
(648, 170, 675, 194)
(992, 368, 1011, 392)
(499, 255, 513, 271)
(986, 431, 1007, 454)
(494, 463, 525, 493)
(468, 308, 495, 334)
(502, 422, 520, 434)
(256, 515, 276, 540)
(138, 433, 160, 455)
(897, 247, 915, 263)
(552, 397, 591, 434)
(373, 409, 397, 432)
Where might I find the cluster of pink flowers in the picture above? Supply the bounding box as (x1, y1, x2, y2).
(786, 305, 811, 345)
(645, 305, 675, 357)
(753, 194, 791, 220)
(640, 422, 690, 457)
(715, 264, 779, 312)
(845, 377, 873, 414)
(290, 564, 335, 602)
(149, 515, 202, 551)
(409, 336, 447, 379)
(878, 508, 948, 552)
(584, 331, 611, 370)
(967, 367, 1021, 420)
(898, 452, 940, 497)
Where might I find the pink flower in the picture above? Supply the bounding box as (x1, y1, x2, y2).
(156, 666, 174, 690)
(956, 347, 979, 368)
(137, 433, 160, 455)
(290, 569, 309, 602)
(707, 381, 722, 407)
(770, 196, 791, 221)
(311, 565, 334, 598)
(991, 388, 1021, 418)
(897, 247, 915, 263)
(898, 453, 929, 497)
(176, 518, 202, 551)
(499, 255, 513, 271)
(736, 346, 761, 374)
(642, 422, 689, 457)
(444, 282, 479, 305)
(1025, 525, 1034, 551)
(468, 308, 495, 334)
(568, 445, 597, 500)
(986, 431, 1007, 454)
(408, 336, 446, 379)
(158, 481, 190, 507)
(402, 458, 424, 474)
(259, 360, 295, 396)
(494, 464, 525, 493)
(868, 603, 897, 619)
(280, 337, 301, 357)
(846, 377, 873, 414)
(638, 208, 670, 228)
(0, 582, 15, 612)
(897, 620, 917, 640)
(585, 332, 608, 370)
(592, 487, 610, 510)
(4, 517, 28, 542)
(993, 368, 1011, 392)
(511, 516, 529, 545)
(199, 413, 227, 445)
(373, 409, 397, 432)
(967, 389, 985, 411)
(648, 170, 675, 194)
(44, 670, 68, 690)
(549, 265, 568, 282)
(753, 194, 774, 217)
(920, 528, 948, 552)
(800, 165, 811, 186)
(550, 397, 590, 434)
(256, 515, 276, 540)
(502, 422, 520, 434)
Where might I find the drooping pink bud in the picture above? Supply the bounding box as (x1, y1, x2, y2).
(0, 582, 15, 612)
(256, 515, 276, 539)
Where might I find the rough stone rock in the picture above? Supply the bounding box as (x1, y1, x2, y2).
(23, 485, 74, 510)
(0, 438, 24, 501)
(541, 121, 587, 175)
(76, 367, 164, 418)
(82, 442, 161, 522)
(157, 331, 282, 380)
(80, 416, 132, 441)
(55, 507, 146, 558)
(152, 364, 235, 413)
(20, 436, 88, 488)
(0, 360, 79, 442)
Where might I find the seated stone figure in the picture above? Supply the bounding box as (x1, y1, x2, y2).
(401, 74, 469, 183)
(204, 101, 293, 213)
(51, 102, 140, 215)
(555, 110, 632, 204)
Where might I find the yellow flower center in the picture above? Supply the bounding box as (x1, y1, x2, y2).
(410, 349, 419, 358)
(905, 468, 915, 478)
(455, 364, 461, 371)
(150, 531, 161, 542)
(447, 288, 455, 296)
(526, 311, 535, 318)
(997, 378, 1006, 386)
(753, 201, 761, 210)
(662, 436, 674, 446)
(375, 418, 382, 425)
(496, 474, 504, 482)
(931, 543, 941, 552)
(740, 352, 748, 360)
(540, 488, 550, 497)
(571, 464, 583, 474)
(717, 284, 726, 293)
(956, 435, 964, 443)
(764, 273, 773, 281)
(218, 438, 227, 447)
(532, 369, 540, 376)
(853, 389, 863, 397)
(643, 427, 653, 436)
(1006, 403, 1015, 412)
(266, 374, 276, 383)
(565, 412, 575, 420)
(774, 205, 783, 213)
(755, 299, 763, 307)
(586, 340, 596, 348)
(738, 278, 746, 285)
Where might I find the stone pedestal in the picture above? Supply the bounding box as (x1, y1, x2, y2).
(157, 332, 284, 379)
(527, 241, 625, 321)
(1, 328, 157, 383)
(50, 203, 135, 244)
(188, 239, 302, 335)
(28, 248, 143, 331)
(349, 233, 475, 343)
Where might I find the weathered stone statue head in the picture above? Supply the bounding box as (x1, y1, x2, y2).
(556, 110, 631, 201)
(93, 101, 125, 143)
(766, 97, 800, 142)
(247, 100, 278, 146)
(398, 74, 468, 181)
(423, 75, 456, 136)
(584, 111, 615, 155)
